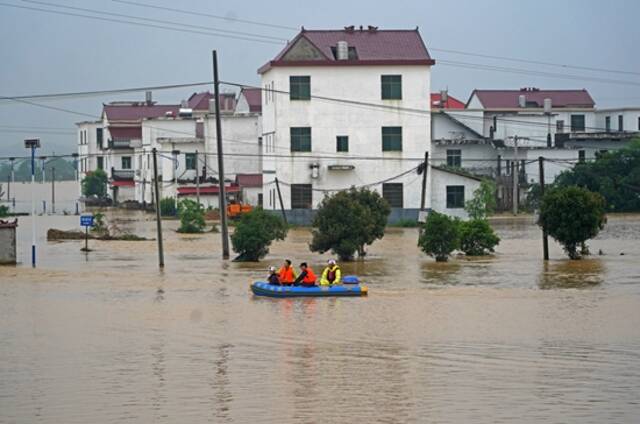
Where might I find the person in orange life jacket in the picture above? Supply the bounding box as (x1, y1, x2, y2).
(278, 259, 297, 286)
(320, 259, 341, 286)
(267, 266, 280, 285)
(294, 262, 317, 287)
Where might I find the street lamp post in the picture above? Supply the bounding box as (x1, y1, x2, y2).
(24, 138, 41, 267)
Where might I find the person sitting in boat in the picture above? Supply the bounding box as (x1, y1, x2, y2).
(267, 266, 280, 285)
(293, 262, 317, 287)
(320, 259, 341, 286)
(278, 259, 297, 286)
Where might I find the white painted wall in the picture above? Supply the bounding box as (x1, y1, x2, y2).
(596, 109, 640, 132)
(430, 168, 481, 219)
(261, 64, 431, 209)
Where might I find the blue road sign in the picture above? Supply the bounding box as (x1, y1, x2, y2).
(80, 215, 94, 227)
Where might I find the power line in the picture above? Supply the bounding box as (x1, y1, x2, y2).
(111, 0, 298, 32)
(0, 80, 213, 103)
(0, 2, 283, 45)
(23, 0, 289, 42)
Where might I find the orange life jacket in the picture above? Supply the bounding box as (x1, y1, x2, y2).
(302, 267, 317, 285)
(278, 266, 295, 284)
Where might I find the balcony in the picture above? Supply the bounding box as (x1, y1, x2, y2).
(108, 139, 134, 149)
(112, 169, 135, 180)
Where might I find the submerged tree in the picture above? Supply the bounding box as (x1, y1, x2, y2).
(418, 211, 460, 262)
(458, 219, 500, 256)
(177, 199, 206, 233)
(538, 186, 606, 259)
(310, 187, 390, 261)
(81, 169, 108, 198)
(231, 208, 288, 261)
(464, 179, 497, 220)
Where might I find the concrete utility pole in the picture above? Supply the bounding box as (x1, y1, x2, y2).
(152, 148, 165, 268)
(275, 177, 287, 224)
(539, 156, 549, 260)
(195, 150, 201, 206)
(40, 156, 46, 184)
(419, 151, 429, 211)
(172, 149, 180, 211)
(51, 167, 55, 214)
(512, 136, 519, 215)
(8, 157, 14, 203)
(25, 138, 40, 267)
(212, 50, 230, 259)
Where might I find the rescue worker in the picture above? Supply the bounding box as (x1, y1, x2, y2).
(320, 259, 341, 286)
(278, 259, 297, 286)
(294, 262, 317, 287)
(267, 266, 280, 285)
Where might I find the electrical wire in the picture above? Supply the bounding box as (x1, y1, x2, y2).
(0, 2, 283, 45)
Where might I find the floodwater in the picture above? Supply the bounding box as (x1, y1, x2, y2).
(1, 212, 640, 423)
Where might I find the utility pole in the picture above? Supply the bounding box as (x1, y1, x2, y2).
(539, 156, 549, 260)
(40, 156, 46, 184)
(512, 136, 518, 215)
(172, 149, 180, 211)
(275, 177, 287, 224)
(419, 151, 429, 211)
(25, 138, 40, 268)
(51, 167, 55, 214)
(195, 150, 201, 206)
(212, 50, 230, 259)
(8, 157, 14, 203)
(152, 148, 165, 268)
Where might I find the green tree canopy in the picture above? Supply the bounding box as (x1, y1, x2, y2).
(554, 140, 640, 212)
(459, 219, 500, 256)
(177, 199, 206, 233)
(310, 187, 391, 261)
(418, 211, 460, 262)
(538, 186, 607, 259)
(81, 169, 108, 198)
(231, 208, 288, 261)
(464, 179, 497, 220)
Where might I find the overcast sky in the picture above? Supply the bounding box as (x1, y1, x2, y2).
(1, 0, 639, 156)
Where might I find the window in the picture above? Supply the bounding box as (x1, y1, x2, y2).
(336, 136, 349, 152)
(290, 127, 311, 152)
(556, 120, 565, 133)
(578, 150, 586, 163)
(446, 149, 462, 167)
(605, 116, 611, 132)
(638, 117, 640, 131)
(382, 127, 402, 151)
(258, 193, 263, 207)
(381, 75, 402, 100)
(291, 184, 312, 209)
(618, 115, 624, 132)
(96, 128, 103, 148)
(382, 183, 403, 208)
(289, 76, 310, 100)
(185, 153, 196, 170)
(571, 114, 585, 132)
(446, 186, 465, 208)
(97, 156, 104, 170)
(121, 156, 132, 169)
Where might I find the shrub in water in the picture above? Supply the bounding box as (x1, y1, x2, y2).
(231, 208, 287, 261)
(177, 199, 205, 233)
(459, 219, 500, 256)
(418, 211, 459, 262)
(160, 197, 177, 217)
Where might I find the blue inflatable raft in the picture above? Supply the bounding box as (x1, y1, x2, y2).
(251, 281, 368, 298)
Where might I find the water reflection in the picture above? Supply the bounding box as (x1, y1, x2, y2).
(420, 260, 462, 286)
(539, 259, 605, 289)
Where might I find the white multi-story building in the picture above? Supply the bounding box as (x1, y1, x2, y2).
(260, 26, 438, 221)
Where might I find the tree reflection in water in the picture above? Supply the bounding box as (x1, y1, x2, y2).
(538, 259, 605, 289)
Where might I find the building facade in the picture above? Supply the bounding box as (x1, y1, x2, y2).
(260, 27, 435, 219)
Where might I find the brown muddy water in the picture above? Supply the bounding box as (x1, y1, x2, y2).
(1, 212, 640, 423)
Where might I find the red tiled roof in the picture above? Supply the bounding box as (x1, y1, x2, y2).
(236, 173, 262, 187)
(260, 28, 434, 73)
(177, 185, 240, 196)
(468, 89, 595, 109)
(103, 104, 180, 121)
(187, 92, 236, 111)
(431, 93, 465, 109)
(109, 126, 141, 140)
(239, 88, 262, 113)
